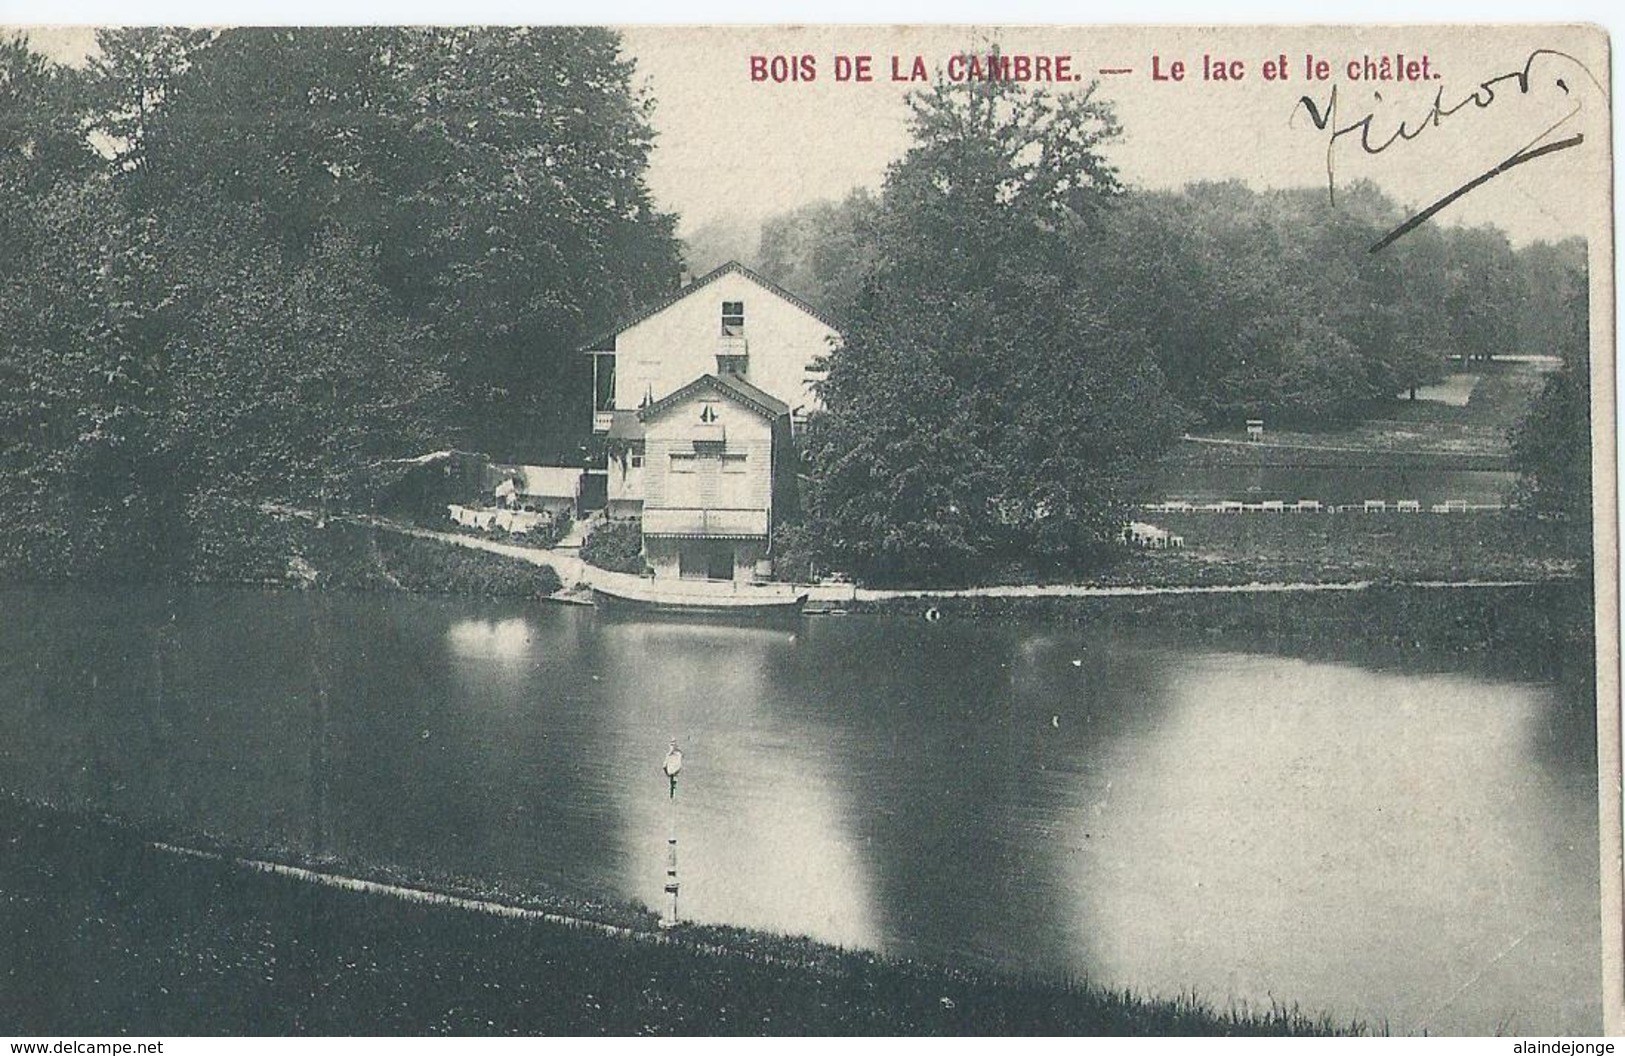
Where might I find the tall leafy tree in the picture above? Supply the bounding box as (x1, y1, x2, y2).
(0, 35, 158, 579)
(803, 68, 1185, 584)
(755, 189, 883, 320)
(1515, 238, 1588, 359)
(97, 27, 680, 460)
(3, 27, 679, 582)
(1438, 225, 1523, 362)
(1098, 181, 1449, 424)
(1511, 257, 1591, 531)
(370, 28, 681, 457)
(81, 28, 211, 176)
(0, 34, 94, 193)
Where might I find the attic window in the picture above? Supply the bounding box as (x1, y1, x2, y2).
(721, 301, 745, 336)
(699, 403, 720, 423)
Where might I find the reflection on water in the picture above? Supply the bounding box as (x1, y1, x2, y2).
(1068, 655, 1597, 1034)
(445, 617, 537, 664)
(0, 587, 1600, 1034)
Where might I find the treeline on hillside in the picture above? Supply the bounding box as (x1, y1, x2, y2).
(0, 29, 681, 582)
(750, 184, 1587, 425)
(743, 74, 1591, 585)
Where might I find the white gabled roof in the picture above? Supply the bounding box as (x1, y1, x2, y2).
(577, 260, 842, 352)
(500, 465, 584, 499)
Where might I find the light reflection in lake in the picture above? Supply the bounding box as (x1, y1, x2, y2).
(1059, 654, 1598, 1034)
(445, 617, 537, 664)
(0, 587, 1600, 1034)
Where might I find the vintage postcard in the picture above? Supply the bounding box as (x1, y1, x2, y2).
(0, 22, 1617, 1040)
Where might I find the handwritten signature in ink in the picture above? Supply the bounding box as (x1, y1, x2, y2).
(1292, 48, 1602, 252)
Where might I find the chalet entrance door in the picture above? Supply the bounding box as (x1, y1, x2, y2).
(679, 542, 734, 581)
(707, 546, 735, 582)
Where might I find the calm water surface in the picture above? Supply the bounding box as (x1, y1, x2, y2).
(0, 587, 1600, 1034)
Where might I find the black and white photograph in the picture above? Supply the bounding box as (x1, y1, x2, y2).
(0, 21, 1617, 1038)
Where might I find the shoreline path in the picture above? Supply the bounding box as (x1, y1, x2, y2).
(266, 507, 1558, 604)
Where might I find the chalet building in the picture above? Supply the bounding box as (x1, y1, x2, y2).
(492, 465, 584, 519)
(579, 262, 838, 581)
(581, 260, 841, 435)
(635, 373, 797, 583)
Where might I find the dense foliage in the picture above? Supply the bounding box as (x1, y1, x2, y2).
(0, 29, 679, 583)
(754, 190, 883, 325)
(753, 179, 1587, 428)
(1099, 182, 1438, 421)
(1511, 261, 1593, 533)
(744, 68, 1590, 584)
(4, 33, 1594, 590)
(798, 74, 1187, 585)
(580, 517, 647, 575)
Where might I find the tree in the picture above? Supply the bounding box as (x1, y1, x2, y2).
(1098, 180, 1448, 424)
(1511, 257, 1591, 531)
(754, 190, 883, 320)
(1437, 225, 1522, 362)
(0, 34, 95, 194)
(81, 28, 212, 176)
(100, 27, 681, 460)
(363, 28, 681, 457)
(0, 36, 158, 579)
(802, 67, 1186, 584)
(3, 28, 679, 582)
(1515, 238, 1588, 359)
(680, 215, 762, 276)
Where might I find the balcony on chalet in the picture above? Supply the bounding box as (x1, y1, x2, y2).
(595, 409, 646, 439)
(642, 507, 768, 539)
(716, 331, 749, 378)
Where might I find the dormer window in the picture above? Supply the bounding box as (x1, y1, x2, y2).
(721, 301, 745, 336)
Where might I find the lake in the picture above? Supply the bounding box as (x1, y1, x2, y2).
(0, 586, 1600, 1035)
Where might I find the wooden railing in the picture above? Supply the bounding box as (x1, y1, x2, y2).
(642, 507, 768, 537)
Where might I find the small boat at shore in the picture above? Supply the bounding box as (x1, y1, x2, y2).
(589, 575, 808, 618)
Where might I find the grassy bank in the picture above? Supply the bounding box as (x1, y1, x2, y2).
(225, 515, 564, 598)
(364, 528, 563, 598)
(1111, 511, 1583, 587)
(1162, 438, 1512, 471)
(0, 798, 1355, 1036)
(1171, 360, 1549, 469)
(839, 512, 1587, 594)
(847, 582, 1594, 684)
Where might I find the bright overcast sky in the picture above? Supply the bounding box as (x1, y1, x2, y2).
(14, 23, 1613, 247)
(619, 25, 1610, 247)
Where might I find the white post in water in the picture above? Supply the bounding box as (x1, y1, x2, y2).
(660, 739, 683, 929)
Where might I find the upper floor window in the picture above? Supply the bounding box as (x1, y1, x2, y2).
(721, 301, 745, 336)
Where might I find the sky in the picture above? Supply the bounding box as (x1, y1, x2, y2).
(14, 22, 1613, 249)
(617, 25, 1612, 247)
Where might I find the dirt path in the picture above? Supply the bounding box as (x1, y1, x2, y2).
(338, 511, 1557, 605)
